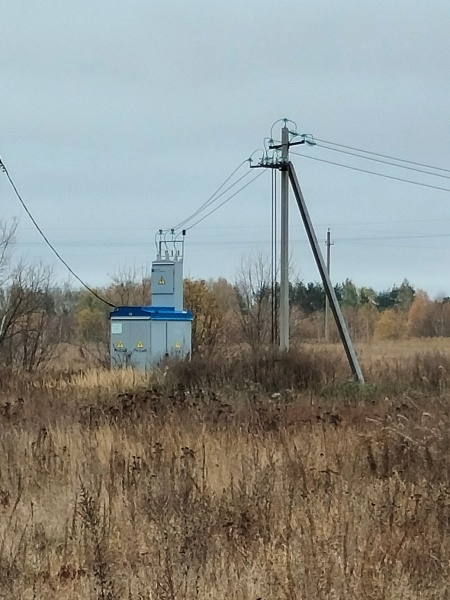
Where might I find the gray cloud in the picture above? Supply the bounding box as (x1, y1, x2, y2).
(1, 1, 449, 295)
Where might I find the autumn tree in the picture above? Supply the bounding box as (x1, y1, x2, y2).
(373, 308, 405, 340)
(184, 279, 225, 353)
(209, 277, 240, 344)
(407, 291, 434, 337)
(75, 290, 110, 344)
(357, 302, 380, 342)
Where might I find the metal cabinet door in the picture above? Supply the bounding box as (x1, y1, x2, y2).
(110, 320, 133, 367)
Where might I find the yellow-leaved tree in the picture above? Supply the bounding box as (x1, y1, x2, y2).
(373, 308, 405, 340)
(184, 279, 225, 353)
(407, 291, 433, 337)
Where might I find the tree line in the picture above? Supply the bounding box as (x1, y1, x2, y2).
(0, 220, 448, 370)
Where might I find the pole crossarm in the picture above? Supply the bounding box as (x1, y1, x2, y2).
(287, 162, 365, 383)
(269, 140, 307, 150)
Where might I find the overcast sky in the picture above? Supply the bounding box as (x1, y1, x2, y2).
(1, 1, 450, 297)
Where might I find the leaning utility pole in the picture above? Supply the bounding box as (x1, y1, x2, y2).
(324, 228, 334, 342)
(252, 121, 364, 382)
(280, 125, 290, 351)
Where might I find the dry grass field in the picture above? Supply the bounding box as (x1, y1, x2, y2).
(0, 339, 450, 599)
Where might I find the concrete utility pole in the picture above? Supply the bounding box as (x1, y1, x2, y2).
(253, 122, 364, 382)
(280, 125, 290, 351)
(324, 228, 334, 342)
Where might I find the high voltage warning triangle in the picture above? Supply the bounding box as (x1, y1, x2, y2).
(136, 340, 144, 349)
(116, 341, 124, 349)
(158, 276, 166, 285)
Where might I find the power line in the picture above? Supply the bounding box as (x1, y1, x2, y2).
(15, 214, 450, 232)
(16, 237, 450, 252)
(0, 159, 117, 308)
(338, 232, 450, 242)
(23, 238, 450, 259)
(290, 152, 450, 193)
(314, 142, 450, 180)
(185, 170, 267, 230)
(314, 137, 450, 174)
(14, 228, 450, 250)
(170, 158, 251, 231)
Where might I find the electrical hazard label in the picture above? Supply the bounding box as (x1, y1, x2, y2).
(174, 341, 181, 350)
(116, 341, 124, 349)
(135, 340, 147, 352)
(158, 276, 166, 285)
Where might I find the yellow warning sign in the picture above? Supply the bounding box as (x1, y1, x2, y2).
(174, 341, 181, 350)
(158, 276, 166, 285)
(136, 340, 144, 349)
(116, 341, 124, 349)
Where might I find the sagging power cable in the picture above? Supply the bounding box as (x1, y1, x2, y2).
(170, 159, 250, 232)
(168, 151, 265, 233)
(313, 137, 450, 174)
(290, 152, 450, 193)
(0, 158, 117, 308)
(314, 142, 450, 180)
(184, 170, 267, 231)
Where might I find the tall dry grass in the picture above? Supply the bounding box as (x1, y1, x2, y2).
(0, 342, 450, 598)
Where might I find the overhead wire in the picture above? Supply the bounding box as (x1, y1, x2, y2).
(184, 169, 267, 231)
(313, 137, 450, 174)
(15, 229, 450, 250)
(22, 236, 450, 258)
(314, 142, 450, 180)
(4, 131, 449, 294)
(179, 169, 252, 228)
(15, 213, 450, 232)
(0, 158, 117, 308)
(290, 152, 450, 193)
(169, 158, 251, 232)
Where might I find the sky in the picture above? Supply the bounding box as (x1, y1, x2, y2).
(1, 1, 450, 297)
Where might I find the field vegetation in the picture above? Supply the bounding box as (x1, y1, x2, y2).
(0, 341, 450, 599)
(1, 222, 450, 596)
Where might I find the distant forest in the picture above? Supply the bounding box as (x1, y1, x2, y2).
(1, 259, 448, 370)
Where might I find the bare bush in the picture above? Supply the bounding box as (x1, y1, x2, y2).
(0, 263, 60, 370)
(234, 254, 273, 349)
